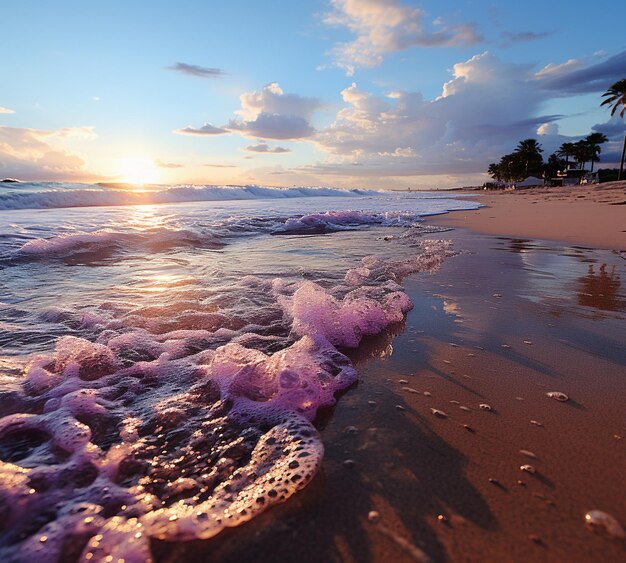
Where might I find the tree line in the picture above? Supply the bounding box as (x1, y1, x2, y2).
(488, 78, 626, 183)
(487, 134, 608, 183)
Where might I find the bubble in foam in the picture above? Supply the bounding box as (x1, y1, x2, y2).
(0, 234, 456, 560)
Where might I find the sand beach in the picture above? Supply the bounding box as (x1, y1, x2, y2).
(156, 183, 626, 562)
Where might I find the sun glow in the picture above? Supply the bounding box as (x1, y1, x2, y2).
(117, 157, 160, 185)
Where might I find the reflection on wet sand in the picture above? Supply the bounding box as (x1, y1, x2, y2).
(577, 264, 625, 312)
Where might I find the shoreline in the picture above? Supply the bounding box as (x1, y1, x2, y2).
(155, 196, 626, 562)
(431, 181, 626, 251)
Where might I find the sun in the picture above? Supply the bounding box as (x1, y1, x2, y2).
(117, 157, 160, 185)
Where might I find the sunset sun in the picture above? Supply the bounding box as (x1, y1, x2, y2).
(117, 157, 160, 185)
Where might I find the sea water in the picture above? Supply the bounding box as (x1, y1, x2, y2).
(0, 182, 479, 561)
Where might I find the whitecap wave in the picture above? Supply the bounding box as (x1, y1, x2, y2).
(0, 183, 376, 211)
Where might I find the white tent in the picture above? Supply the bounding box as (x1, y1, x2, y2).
(515, 176, 544, 188)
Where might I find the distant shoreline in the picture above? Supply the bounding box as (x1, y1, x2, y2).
(428, 180, 626, 251)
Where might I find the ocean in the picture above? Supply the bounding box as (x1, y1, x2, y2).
(0, 182, 479, 561)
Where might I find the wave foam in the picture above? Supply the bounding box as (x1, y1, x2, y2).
(0, 239, 453, 561)
(0, 183, 375, 211)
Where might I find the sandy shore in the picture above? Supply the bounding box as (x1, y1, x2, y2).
(432, 181, 626, 251)
(154, 187, 626, 562)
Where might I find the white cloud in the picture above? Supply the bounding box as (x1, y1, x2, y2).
(534, 50, 626, 95)
(0, 106, 15, 114)
(305, 52, 567, 181)
(324, 0, 482, 75)
(245, 142, 291, 153)
(179, 83, 322, 141)
(174, 123, 228, 136)
(44, 126, 98, 140)
(155, 159, 183, 169)
(537, 122, 558, 136)
(227, 82, 321, 139)
(0, 126, 96, 180)
(592, 116, 626, 139)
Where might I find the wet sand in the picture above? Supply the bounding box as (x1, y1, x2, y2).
(154, 198, 626, 562)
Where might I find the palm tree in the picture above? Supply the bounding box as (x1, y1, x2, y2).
(584, 132, 608, 173)
(573, 140, 591, 171)
(557, 142, 576, 169)
(515, 139, 543, 177)
(487, 163, 502, 181)
(601, 79, 626, 180)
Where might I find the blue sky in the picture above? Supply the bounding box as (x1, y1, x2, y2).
(1, 0, 625, 188)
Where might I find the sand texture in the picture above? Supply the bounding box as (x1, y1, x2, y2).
(153, 196, 626, 562)
(432, 181, 626, 251)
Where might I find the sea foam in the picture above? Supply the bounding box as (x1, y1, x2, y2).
(0, 239, 453, 561)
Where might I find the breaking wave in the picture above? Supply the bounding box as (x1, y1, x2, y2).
(0, 183, 376, 211)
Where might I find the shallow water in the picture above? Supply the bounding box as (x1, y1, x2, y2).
(0, 186, 479, 561)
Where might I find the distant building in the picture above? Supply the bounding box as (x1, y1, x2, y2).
(550, 168, 593, 186)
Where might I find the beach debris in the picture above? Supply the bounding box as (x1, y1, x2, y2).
(584, 510, 625, 539)
(344, 426, 359, 434)
(519, 449, 537, 459)
(529, 534, 542, 544)
(546, 391, 569, 402)
(520, 464, 536, 474)
(463, 424, 474, 432)
(523, 340, 533, 345)
(437, 514, 448, 523)
(459, 406, 471, 411)
(530, 420, 543, 427)
(431, 408, 448, 418)
(343, 459, 356, 469)
(367, 400, 377, 406)
(493, 293, 502, 298)
(449, 400, 460, 405)
(395, 405, 406, 411)
(517, 480, 527, 487)
(479, 403, 492, 411)
(383, 235, 393, 241)
(449, 343, 460, 347)
(403, 387, 420, 394)
(501, 344, 510, 349)
(515, 397, 524, 401)
(614, 435, 622, 440)
(367, 510, 381, 524)
(398, 379, 408, 384)
(467, 353, 475, 357)
(423, 391, 431, 397)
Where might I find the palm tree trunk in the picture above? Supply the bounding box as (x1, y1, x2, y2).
(617, 134, 626, 180)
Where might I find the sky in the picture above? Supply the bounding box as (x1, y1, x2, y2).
(1, 0, 625, 189)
